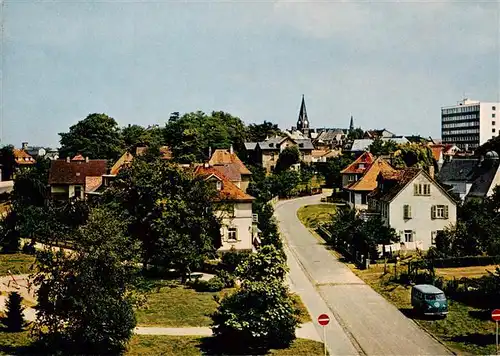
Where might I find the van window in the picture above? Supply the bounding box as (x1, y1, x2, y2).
(425, 293, 445, 301)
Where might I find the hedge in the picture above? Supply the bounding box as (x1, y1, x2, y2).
(428, 255, 500, 268)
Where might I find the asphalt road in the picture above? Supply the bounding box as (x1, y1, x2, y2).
(275, 195, 451, 356)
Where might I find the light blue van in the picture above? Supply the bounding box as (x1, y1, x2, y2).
(411, 284, 448, 317)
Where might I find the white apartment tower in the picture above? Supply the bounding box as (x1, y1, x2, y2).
(442, 99, 499, 150)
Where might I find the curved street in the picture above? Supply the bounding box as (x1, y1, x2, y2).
(275, 195, 450, 356)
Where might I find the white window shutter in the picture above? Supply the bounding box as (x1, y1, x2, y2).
(408, 205, 412, 218)
(414, 184, 418, 195)
(444, 205, 449, 219)
(431, 205, 436, 219)
(412, 230, 416, 242)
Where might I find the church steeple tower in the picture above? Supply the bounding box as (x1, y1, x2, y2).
(297, 95, 309, 131)
(349, 115, 354, 132)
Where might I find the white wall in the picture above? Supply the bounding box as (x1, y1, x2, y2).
(218, 201, 254, 252)
(389, 173, 457, 250)
(479, 102, 499, 145)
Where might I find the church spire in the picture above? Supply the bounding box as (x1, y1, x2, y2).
(297, 94, 309, 131)
(349, 115, 354, 131)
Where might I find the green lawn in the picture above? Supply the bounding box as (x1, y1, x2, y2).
(297, 204, 336, 229)
(0, 253, 35, 276)
(0, 329, 34, 355)
(127, 335, 325, 355)
(350, 263, 497, 355)
(135, 281, 311, 327)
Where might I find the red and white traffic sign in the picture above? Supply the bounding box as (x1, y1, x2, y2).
(318, 313, 330, 326)
(492, 309, 500, 322)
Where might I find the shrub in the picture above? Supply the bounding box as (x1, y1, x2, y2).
(1, 291, 26, 331)
(191, 276, 225, 292)
(221, 250, 250, 272)
(216, 270, 236, 288)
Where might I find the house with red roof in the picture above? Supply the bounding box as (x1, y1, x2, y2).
(195, 164, 258, 253)
(48, 155, 107, 200)
(208, 146, 252, 193)
(340, 151, 374, 188)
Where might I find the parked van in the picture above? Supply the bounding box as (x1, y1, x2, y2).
(411, 284, 448, 317)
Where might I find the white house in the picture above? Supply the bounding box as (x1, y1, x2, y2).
(368, 168, 457, 250)
(195, 164, 258, 253)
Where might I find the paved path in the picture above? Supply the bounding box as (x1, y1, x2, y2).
(276, 196, 451, 356)
(134, 322, 321, 341)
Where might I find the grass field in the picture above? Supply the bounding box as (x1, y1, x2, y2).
(0, 253, 35, 276)
(0, 329, 33, 355)
(349, 262, 498, 355)
(136, 280, 311, 327)
(436, 265, 499, 279)
(297, 204, 336, 229)
(126, 335, 325, 355)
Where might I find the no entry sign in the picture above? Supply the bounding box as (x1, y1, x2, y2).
(492, 309, 500, 322)
(318, 313, 330, 326)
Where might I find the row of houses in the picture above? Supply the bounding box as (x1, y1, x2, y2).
(47, 146, 259, 254)
(340, 148, 500, 250)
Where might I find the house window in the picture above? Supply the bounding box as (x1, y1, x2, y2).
(361, 193, 367, 204)
(358, 163, 365, 169)
(494, 113, 497, 118)
(216, 181, 222, 190)
(493, 106, 497, 111)
(227, 227, 237, 242)
(493, 121, 496, 126)
(350, 192, 355, 203)
(413, 183, 431, 196)
(348, 175, 355, 182)
(403, 204, 412, 219)
(270, 165, 275, 172)
(404, 230, 414, 243)
(270, 153, 275, 161)
(493, 128, 496, 133)
(74, 186, 82, 199)
(431, 205, 449, 219)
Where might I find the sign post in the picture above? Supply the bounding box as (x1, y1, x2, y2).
(491, 309, 500, 355)
(317, 314, 330, 356)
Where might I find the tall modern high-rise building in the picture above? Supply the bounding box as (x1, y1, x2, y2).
(441, 99, 499, 150)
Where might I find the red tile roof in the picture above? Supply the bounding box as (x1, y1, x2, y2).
(212, 164, 241, 182)
(49, 159, 107, 185)
(13, 149, 35, 165)
(369, 168, 421, 202)
(340, 152, 374, 174)
(209, 149, 251, 176)
(85, 176, 103, 193)
(346, 158, 396, 192)
(195, 165, 254, 202)
(72, 154, 85, 161)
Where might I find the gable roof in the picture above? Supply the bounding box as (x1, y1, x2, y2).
(49, 159, 107, 185)
(346, 158, 396, 192)
(110, 152, 134, 175)
(370, 168, 457, 204)
(195, 165, 254, 202)
(209, 149, 251, 175)
(340, 152, 374, 174)
(13, 149, 35, 165)
(438, 158, 478, 182)
(466, 158, 500, 199)
(257, 136, 314, 151)
(212, 164, 241, 182)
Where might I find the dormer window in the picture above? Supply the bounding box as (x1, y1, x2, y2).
(299, 143, 304, 148)
(358, 163, 365, 169)
(216, 181, 222, 190)
(269, 143, 274, 148)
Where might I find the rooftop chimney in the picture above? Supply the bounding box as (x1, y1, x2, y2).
(204, 162, 209, 168)
(208, 147, 212, 159)
(230, 145, 234, 154)
(85, 156, 89, 163)
(21, 142, 28, 150)
(428, 165, 435, 179)
(66, 157, 70, 163)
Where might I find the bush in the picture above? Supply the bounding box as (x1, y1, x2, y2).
(22, 241, 36, 255)
(427, 255, 500, 268)
(191, 276, 225, 292)
(216, 270, 236, 288)
(221, 250, 251, 272)
(202, 260, 221, 275)
(1, 291, 26, 331)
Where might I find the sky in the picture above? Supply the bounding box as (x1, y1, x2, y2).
(1, 0, 499, 148)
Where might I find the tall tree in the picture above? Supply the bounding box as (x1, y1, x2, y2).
(246, 121, 282, 142)
(59, 113, 123, 160)
(275, 146, 300, 173)
(33, 209, 138, 354)
(318, 154, 355, 188)
(348, 127, 364, 140)
(0, 145, 16, 181)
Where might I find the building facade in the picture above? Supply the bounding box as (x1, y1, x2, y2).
(441, 99, 499, 150)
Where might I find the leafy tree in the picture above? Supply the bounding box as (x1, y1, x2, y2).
(359, 216, 399, 258)
(164, 111, 247, 164)
(299, 162, 314, 185)
(12, 156, 50, 207)
(33, 209, 138, 354)
(59, 113, 123, 160)
(236, 245, 287, 282)
(246, 121, 282, 142)
(348, 127, 364, 140)
(272, 170, 300, 198)
(1, 291, 26, 331)
(101, 157, 222, 278)
(368, 138, 398, 156)
(392, 143, 435, 169)
(121, 124, 147, 150)
(0, 145, 16, 181)
(318, 154, 355, 188)
(275, 146, 300, 173)
(211, 281, 299, 353)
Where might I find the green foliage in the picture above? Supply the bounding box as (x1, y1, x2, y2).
(0, 145, 16, 181)
(275, 146, 300, 173)
(348, 127, 364, 140)
(392, 143, 435, 168)
(246, 121, 282, 142)
(299, 162, 314, 184)
(59, 113, 123, 160)
(1, 292, 26, 332)
(0, 211, 20, 253)
(317, 154, 355, 188)
(236, 245, 288, 283)
(368, 138, 398, 156)
(272, 170, 301, 198)
(211, 281, 299, 353)
(192, 276, 225, 292)
(33, 208, 138, 354)
(12, 157, 50, 208)
(220, 250, 251, 272)
(120, 124, 164, 151)
(101, 157, 222, 278)
(164, 111, 247, 163)
(216, 270, 236, 288)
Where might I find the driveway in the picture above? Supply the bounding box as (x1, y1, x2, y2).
(276, 195, 450, 356)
